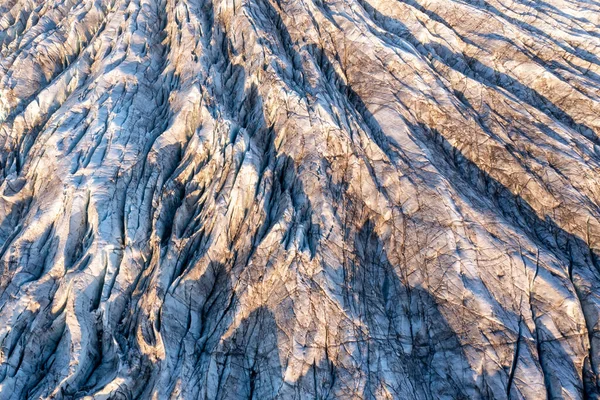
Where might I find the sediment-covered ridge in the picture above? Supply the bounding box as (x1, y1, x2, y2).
(0, 0, 600, 398)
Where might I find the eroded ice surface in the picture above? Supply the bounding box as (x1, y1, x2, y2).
(1, 0, 600, 398)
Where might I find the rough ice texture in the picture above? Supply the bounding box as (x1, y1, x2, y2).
(0, 0, 599, 398)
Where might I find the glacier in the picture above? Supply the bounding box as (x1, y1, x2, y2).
(0, 0, 600, 398)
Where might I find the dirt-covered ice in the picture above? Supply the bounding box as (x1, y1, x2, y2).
(1, 0, 600, 398)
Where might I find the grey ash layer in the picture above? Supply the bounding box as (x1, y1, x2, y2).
(1, 0, 600, 398)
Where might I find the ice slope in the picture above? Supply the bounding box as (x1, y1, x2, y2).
(0, 0, 600, 398)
